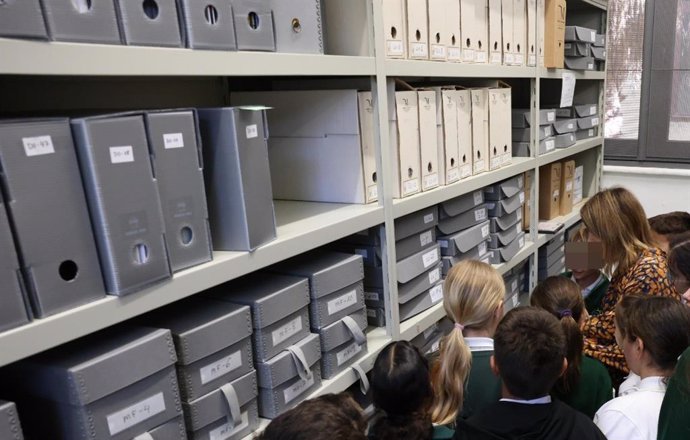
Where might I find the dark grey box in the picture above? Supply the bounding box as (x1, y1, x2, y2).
(565, 56, 596, 70)
(395, 228, 436, 260)
(399, 263, 443, 303)
(259, 366, 322, 419)
(439, 190, 484, 219)
(231, 0, 276, 51)
(441, 242, 491, 276)
(198, 107, 276, 251)
(40, 0, 122, 44)
(578, 115, 600, 130)
(511, 109, 556, 127)
(594, 34, 605, 47)
(0, 119, 105, 316)
(556, 133, 577, 149)
(487, 191, 524, 217)
(318, 309, 368, 353)
(591, 46, 606, 61)
(145, 298, 253, 402)
(115, 0, 183, 46)
(553, 118, 577, 134)
(321, 338, 367, 379)
(184, 370, 259, 440)
(256, 333, 320, 388)
(268, 0, 324, 54)
(575, 128, 598, 140)
(438, 220, 491, 256)
(0, 400, 24, 440)
(512, 142, 531, 157)
(0, 0, 47, 39)
(177, 0, 237, 50)
(539, 246, 565, 268)
(539, 232, 565, 256)
(437, 205, 488, 235)
(564, 26, 597, 43)
(0, 192, 29, 332)
(558, 104, 598, 118)
(309, 281, 365, 330)
(513, 125, 552, 142)
(397, 244, 441, 283)
(71, 114, 171, 296)
(395, 207, 438, 240)
(564, 42, 590, 57)
(367, 308, 386, 327)
(410, 318, 452, 353)
(539, 137, 556, 155)
(488, 222, 523, 249)
(4, 327, 182, 440)
(539, 254, 566, 279)
(487, 231, 526, 264)
(489, 208, 522, 233)
(147, 416, 186, 440)
(145, 110, 212, 273)
(400, 282, 444, 321)
(484, 175, 525, 201)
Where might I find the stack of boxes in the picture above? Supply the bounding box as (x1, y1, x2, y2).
(556, 104, 601, 141)
(485, 176, 527, 264)
(552, 112, 578, 150)
(539, 232, 566, 280)
(564, 26, 606, 71)
(539, 159, 576, 221)
(512, 108, 556, 156)
(410, 317, 454, 357)
(503, 268, 522, 313)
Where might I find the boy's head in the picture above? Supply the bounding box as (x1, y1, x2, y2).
(491, 307, 567, 400)
(567, 225, 602, 283)
(649, 211, 690, 253)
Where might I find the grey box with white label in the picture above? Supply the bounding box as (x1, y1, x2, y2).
(321, 338, 367, 380)
(259, 366, 322, 419)
(397, 244, 441, 284)
(553, 118, 578, 134)
(256, 333, 321, 389)
(437, 205, 489, 236)
(318, 309, 368, 353)
(441, 243, 491, 276)
(114, 0, 183, 46)
(489, 222, 523, 249)
(177, 0, 237, 50)
(309, 281, 365, 330)
(0, 0, 47, 39)
(438, 221, 491, 256)
(488, 231, 526, 264)
(484, 175, 524, 201)
(490, 208, 522, 233)
(40, 0, 122, 44)
(556, 133, 577, 149)
(399, 282, 444, 321)
(487, 191, 524, 217)
(438, 190, 485, 219)
(395, 207, 438, 240)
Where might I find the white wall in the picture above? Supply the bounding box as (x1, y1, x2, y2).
(602, 166, 690, 217)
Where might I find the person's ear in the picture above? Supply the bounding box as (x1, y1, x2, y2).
(493, 301, 504, 323)
(635, 337, 645, 356)
(490, 355, 500, 377)
(560, 358, 569, 377)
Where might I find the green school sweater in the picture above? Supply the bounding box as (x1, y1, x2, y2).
(561, 272, 610, 316)
(552, 356, 613, 419)
(458, 351, 502, 420)
(658, 347, 690, 440)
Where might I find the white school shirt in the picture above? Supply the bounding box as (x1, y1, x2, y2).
(464, 337, 494, 352)
(594, 376, 667, 440)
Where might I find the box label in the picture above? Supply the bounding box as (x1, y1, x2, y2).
(246, 124, 258, 139)
(490, 156, 501, 170)
(529, 54, 536, 66)
(476, 51, 488, 63)
(420, 230, 434, 247)
(505, 53, 515, 64)
(422, 248, 439, 268)
(474, 190, 483, 205)
(106, 392, 166, 436)
(474, 159, 485, 173)
(424, 173, 439, 189)
(109, 146, 134, 164)
(163, 132, 184, 149)
(365, 291, 381, 301)
(22, 135, 55, 157)
(272, 316, 303, 346)
(547, 111, 556, 122)
(367, 309, 376, 318)
(475, 208, 487, 221)
(200, 350, 242, 385)
(403, 178, 420, 195)
(463, 49, 475, 61)
(481, 224, 490, 237)
(512, 279, 519, 292)
(590, 105, 597, 115)
(512, 294, 519, 307)
(284, 374, 315, 405)
(588, 129, 594, 136)
(566, 181, 573, 191)
(519, 192, 525, 204)
(592, 117, 600, 126)
(502, 153, 512, 165)
(336, 342, 363, 366)
(478, 241, 488, 256)
(368, 185, 378, 202)
(429, 267, 441, 284)
(423, 213, 435, 224)
(328, 289, 358, 316)
(447, 167, 460, 182)
(519, 236, 525, 247)
(411, 42, 428, 58)
(429, 284, 444, 303)
(461, 164, 472, 178)
(431, 44, 447, 59)
(545, 140, 555, 151)
(515, 54, 525, 65)
(209, 411, 249, 440)
(448, 47, 462, 60)
(387, 40, 404, 56)
(490, 52, 502, 64)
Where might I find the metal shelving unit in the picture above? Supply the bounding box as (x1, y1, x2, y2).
(536, 138, 604, 166)
(539, 67, 606, 80)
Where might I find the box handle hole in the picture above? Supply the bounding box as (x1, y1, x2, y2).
(291, 18, 302, 33)
(407, 167, 413, 178)
(435, 33, 441, 44)
(372, 171, 377, 183)
(71, 0, 93, 13)
(180, 226, 194, 246)
(451, 35, 456, 45)
(517, 44, 521, 53)
(248, 11, 260, 29)
(462, 154, 467, 163)
(415, 29, 421, 41)
(143, 0, 159, 20)
(466, 38, 471, 48)
(134, 243, 150, 265)
(204, 5, 219, 25)
(428, 162, 433, 172)
(494, 42, 498, 50)
(450, 157, 456, 166)
(59, 260, 79, 282)
(391, 26, 397, 39)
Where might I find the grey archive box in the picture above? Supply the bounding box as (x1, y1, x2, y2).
(322, 336, 367, 380)
(144, 110, 212, 273)
(309, 281, 365, 330)
(595, 34, 605, 47)
(231, 0, 276, 51)
(539, 245, 565, 268)
(395, 206, 438, 240)
(115, 0, 183, 46)
(441, 242, 491, 276)
(0, 400, 24, 440)
(397, 243, 441, 284)
(556, 133, 577, 149)
(565, 56, 595, 70)
(487, 231, 526, 264)
(540, 232, 565, 256)
(490, 208, 522, 233)
(319, 309, 368, 352)
(484, 175, 524, 201)
(487, 191, 524, 217)
(398, 263, 443, 303)
(489, 222, 523, 249)
(436, 205, 488, 236)
(256, 333, 320, 388)
(177, 0, 237, 50)
(555, 104, 598, 118)
(439, 190, 484, 219)
(438, 220, 490, 256)
(511, 109, 556, 128)
(259, 365, 322, 419)
(197, 107, 276, 251)
(210, 273, 311, 362)
(578, 115, 600, 130)
(71, 114, 171, 295)
(565, 26, 597, 43)
(539, 255, 566, 280)
(0, 191, 29, 332)
(184, 370, 259, 440)
(4, 327, 181, 440)
(564, 42, 590, 57)
(367, 308, 386, 327)
(513, 125, 552, 142)
(145, 298, 253, 402)
(591, 46, 606, 61)
(268, 0, 324, 54)
(146, 416, 187, 440)
(0, 0, 47, 39)
(0, 119, 105, 316)
(512, 142, 530, 157)
(576, 128, 598, 141)
(395, 228, 436, 260)
(539, 137, 556, 155)
(400, 282, 444, 321)
(553, 118, 577, 134)
(40, 0, 121, 44)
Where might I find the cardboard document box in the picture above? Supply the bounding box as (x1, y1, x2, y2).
(268, 0, 324, 54)
(465, 0, 489, 63)
(539, 136, 557, 155)
(553, 118, 577, 134)
(383, 0, 407, 58)
(487, 191, 524, 217)
(145, 298, 253, 402)
(406, 0, 429, 59)
(575, 128, 598, 140)
(259, 365, 322, 419)
(210, 273, 311, 362)
(231, 0, 276, 51)
(555, 132, 577, 148)
(309, 281, 365, 330)
(321, 336, 367, 380)
(489, 0, 503, 64)
(456, 88, 474, 179)
(564, 42, 590, 57)
(0, 192, 28, 332)
(490, 208, 523, 233)
(144, 110, 212, 273)
(0, 401, 24, 440)
(539, 162, 562, 220)
(447, 0, 462, 61)
(438, 220, 491, 256)
(71, 115, 170, 296)
(0, 119, 106, 317)
(397, 244, 441, 283)
(578, 115, 601, 130)
(544, 0, 566, 68)
(400, 282, 444, 321)
(114, 0, 182, 47)
(573, 165, 584, 204)
(526, 0, 537, 65)
(439, 190, 485, 218)
(358, 92, 380, 203)
(40, 0, 121, 44)
(184, 371, 259, 440)
(437, 205, 489, 236)
(428, 0, 448, 60)
(565, 56, 595, 70)
(501, 0, 514, 64)
(418, 90, 441, 190)
(395, 206, 438, 240)
(433, 88, 460, 185)
(487, 84, 512, 168)
(484, 175, 525, 201)
(197, 107, 276, 251)
(441, 243, 491, 275)
(487, 231, 526, 263)
(4, 327, 182, 440)
(538, 0, 545, 65)
(513, 0, 527, 65)
(398, 263, 443, 303)
(565, 26, 596, 43)
(489, 222, 523, 249)
(390, 85, 422, 198)
(319, 310, 368, 353)
(560, 160, 575, 215)
(177, 0, 237, 49)
(0, 0, 47, 39)
(470, 88, 490, 175)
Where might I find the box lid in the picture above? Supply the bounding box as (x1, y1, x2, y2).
(439, 190, 484, 218)
(395, 207, 439, 240)
(318, 310, 368, 353)
(490, 222, 523, 248)
(564, 26, 597, 43)
(484, 175, 525, 201)
(146, 298, 252, 365)
(553, 118, 577, 134)
(398, 263, 443, 303)
(497, 232, 526, 261)
(491, 208, 522, 232)
(437, 205, 488, 235)
(397, 244, 441, 284)
(439, 220, 491, 254)
(487, 191, 524, 216)
(255, 333, 321, 389)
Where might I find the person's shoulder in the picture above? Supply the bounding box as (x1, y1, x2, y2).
(636, 247, 669, 268)
(552, 400, 607, 439)
(582, 355, 610, 376)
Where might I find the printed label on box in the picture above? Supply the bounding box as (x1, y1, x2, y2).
(429, 267, 441, 284)
(163, 133, 184, 149)
(420, 230, 434, 247)
(475, 208, 487, 221)
(431, 44, 447, 59)
(246, 124, 258, 139)
(411, 42, 428, 58)
(490, 157, 501, 170)
(365, 291, 381, 301)
(368, 185, 378, 201)
(553, 190, 560, 199)
(545, 140, 555, 151)
(463, 49, 475, 61)
(476, 51, 488, 63)
(461, 164, 472, 178)
(505, 53, 515, 64)
(447, 167, 460, 182)
(519, 192, 525, 204)
(590, 105, 597, 115)
(424, 173, 439, 189)
(490, 52, 502, 64)
(272, 316, 303, 346)
(481, 224, 490, 237)
(448, 47, 462, 60)
(590, 30, 596, 41)
(328, 290, 358, 316)
(424, 213, 435, 224)
(107, 393, 166, 436)
(529, 54, 536, 66)
(478, 241, 488, 256)
(387, 40, 404, 56)
(587, 63, 594, 69)
(209, 412, 249, 440)
(588, 129, 594, 136)
(284, 374, 315, 405)
(200, 350, 243, 385)
(474, 159, 485, 173)
(547, 112, 556, 122)
(22, 135, 55, 157)
(429, 284, 444, 303)
(403, 178, 420, 195)
(336, 342, 363, 366)
(474, 190, 483, 205)
(422, 248, 439, 268)
(109, 146, 134, 164)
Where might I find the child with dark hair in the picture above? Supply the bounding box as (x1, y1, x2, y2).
(648, 211, 690, 253)
(667, 231, 690, 304)
(531, 277, 612, 418)
(369, 341, 453, 440)
(259, 393, 367, 440)
(455, 307, 606, 440)
(594, 296, 690, 440)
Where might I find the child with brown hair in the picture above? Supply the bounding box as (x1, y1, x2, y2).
(563, 225, 609, 315)
(648, 211, 690, 253)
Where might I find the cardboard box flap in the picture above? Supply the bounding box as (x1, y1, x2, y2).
(439, 190, 484, 218)
(591, 46, 606, 60)
(146, 298, 252, 365)
(437, 205, 488, 235)
(255, 333, 321, 389)
(511, 109, 531, 128)
(318, 309, 368, 353)
(484, 175, 525, 200)
(183, 370, 258, 432)
(439, 220, 491, 254)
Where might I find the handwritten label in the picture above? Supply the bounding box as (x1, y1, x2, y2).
(424, 213, 435, 224)
(336, 342, 363, 366)
(490, 52, 502, 64)
(209, 411, 249, 440)
(547, 111, 556, 122)
(448, 47, 461, 60)
(474, 190, 483, 205)
(420, 230, 434, 247)
(519, 192, 525, 204)
(200, 351, 242, 385)
(590, 30, 596, 41)
(431, 44, 447, 59)
(411, 42, 428, 58)
(107, 393, 166, 435)
(429, 284, 444, 303)
(403, 178, 419, 195)
(368, 185, 378, 201)
(476, 51, 487, 63)
(284, 374, 315, 404)
(109, 146, 134, 164)
(163, 133, 184, 149)
(588, 129, 595, 137)
(475, 208, 487, 221)
(328, 290, 358, 316)
(512, 294, 519, 307)
(22, 135, 55, 157)
(478, 241, 488, 256)
(272, 316, 303, 346)
(474, 159, 485, 173)
(429, 268, 441, 284)
(490, 156, 501, 170)
(365, 291, 381, 301)
(447, 167, 460, 182)
(481, 224, 490, 237)
(545, 140, 555, 151)
(592, 117, 600, 126)
(422, 248, 439, 268)
(387, 40, 404, 56)
(424, 173, 439, 189)
(463, 49, 475, 61)
(461, 164, 472, 178)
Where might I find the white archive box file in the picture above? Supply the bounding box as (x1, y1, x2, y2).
(460, 0, 485, 62)
(455, 88, 474, 180)
(428, 0, 448, 61)
(433, 88, 461, 185)
(513, 0, 527, 65)
(470, 88, 490, 175)
(418, 90, 441, 191)
(474, 0, 490, 63)
(488, 0, 503, 64)
(527, 0, 537, 66)
(501, 0, 514, 64)
(486, 82, 513, 168)
(406, 0, 429, 59)
(446, 0, 462, 61)
(382, 0, 407, 58)
(390, 82, 422, 198)
(538, 0, 545, 65)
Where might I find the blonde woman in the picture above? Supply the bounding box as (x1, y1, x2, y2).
(580, 187, 679, 387)
(431, 260, 505, 425)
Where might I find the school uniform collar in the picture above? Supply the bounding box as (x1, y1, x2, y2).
(464, 337, 494, 352)
(500, 396, 552, 405)
(578, 273, 606, 298)
(638, 376, 668, 393)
